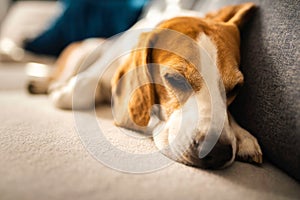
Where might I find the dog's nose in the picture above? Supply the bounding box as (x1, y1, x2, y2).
(196, 141, 233, 169)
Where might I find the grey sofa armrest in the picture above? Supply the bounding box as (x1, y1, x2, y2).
(191, 0, 299, 180)
(230, 0, 300, 181)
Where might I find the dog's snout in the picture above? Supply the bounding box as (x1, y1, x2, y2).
(196, 141, 233, 169)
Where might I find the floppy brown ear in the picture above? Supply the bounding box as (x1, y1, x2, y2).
(205, 2, 257, 28)
(111, 32, 155, 131)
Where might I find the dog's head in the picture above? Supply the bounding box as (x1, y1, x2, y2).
(112, 3, 256, 169)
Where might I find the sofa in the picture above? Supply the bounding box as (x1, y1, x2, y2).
(0, 1, 299, 200)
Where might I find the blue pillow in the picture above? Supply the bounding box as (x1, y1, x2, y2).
(24, 0, 149, 56)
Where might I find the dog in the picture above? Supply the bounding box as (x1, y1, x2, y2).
(27, 3, 262, 169)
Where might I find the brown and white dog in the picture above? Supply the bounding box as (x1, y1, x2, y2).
(28, 3, 262, 169)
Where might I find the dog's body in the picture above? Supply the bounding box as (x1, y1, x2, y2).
(28, 3, 262, 169)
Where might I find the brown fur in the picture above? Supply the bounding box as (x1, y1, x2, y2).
(112, 33, 155, 128)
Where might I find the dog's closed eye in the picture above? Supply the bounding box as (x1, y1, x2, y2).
(164, 73, 190, 91)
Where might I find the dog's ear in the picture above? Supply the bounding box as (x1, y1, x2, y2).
(112, 32, 155, 131)
(205, 3, 257, 29)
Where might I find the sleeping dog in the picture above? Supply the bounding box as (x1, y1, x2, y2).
(28, 3, 262, 169)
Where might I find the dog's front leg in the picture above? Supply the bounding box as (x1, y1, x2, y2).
(229, 113, 263, 164)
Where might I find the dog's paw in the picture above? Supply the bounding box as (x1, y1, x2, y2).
(27, 79, 49, 94)
(236, 134, 263, 164)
